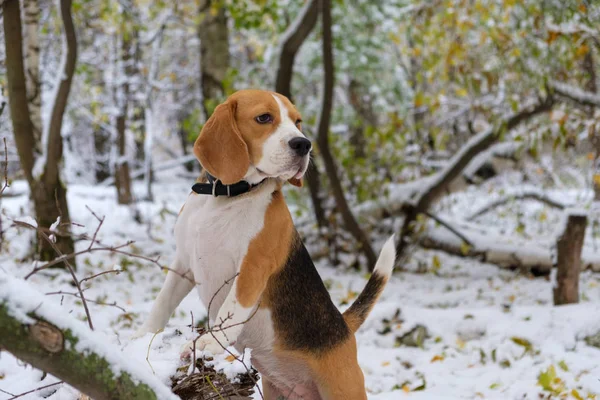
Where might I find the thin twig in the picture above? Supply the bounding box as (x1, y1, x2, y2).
(45, 291, 127, 312)
(7, 381, 63, 400)
(421, 210, 473, 247)
(146, 329, 162, 375)
(79, 269, 121, 284)
(0, 387, 15, 397)
(12, 219, 94, 330)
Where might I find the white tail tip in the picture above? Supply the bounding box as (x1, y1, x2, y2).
(373, 234, 396, 277)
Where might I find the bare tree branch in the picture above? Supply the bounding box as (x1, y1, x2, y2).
(550, 80, 600, 108)
(467, 190, 567, 221)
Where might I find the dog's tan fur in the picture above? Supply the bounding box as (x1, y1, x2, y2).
(135, 90, 395, 399)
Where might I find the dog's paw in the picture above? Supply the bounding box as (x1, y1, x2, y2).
(130, 329, 148, 340)
(130, 326, 163, 341)
(180, 334, 228, 360)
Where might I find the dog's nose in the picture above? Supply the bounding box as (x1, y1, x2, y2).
(288, 137, 312, 156)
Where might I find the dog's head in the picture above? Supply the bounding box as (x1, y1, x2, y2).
(194, 89, 311, 187)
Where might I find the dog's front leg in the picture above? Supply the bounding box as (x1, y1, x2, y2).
(181, 276, 256, 356)
(133, 259, 195, 338)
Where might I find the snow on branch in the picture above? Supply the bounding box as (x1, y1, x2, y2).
(0, 271, 179, 400)
(395, 96, 555, 257)
(550, 80, 600, 108)
(420, 217, 600, 273)
(466, 188, 569, 221)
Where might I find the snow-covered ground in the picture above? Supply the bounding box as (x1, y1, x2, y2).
(1, 171, 600, 399)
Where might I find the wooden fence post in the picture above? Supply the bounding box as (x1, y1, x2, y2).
(553, 213, 588, 305)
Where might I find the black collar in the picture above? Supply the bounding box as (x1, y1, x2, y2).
(191, 173, 266, 197)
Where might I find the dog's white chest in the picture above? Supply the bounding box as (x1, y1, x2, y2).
(174, 183, 275, 316)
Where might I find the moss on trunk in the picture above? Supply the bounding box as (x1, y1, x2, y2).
(0, 303, 160, 400)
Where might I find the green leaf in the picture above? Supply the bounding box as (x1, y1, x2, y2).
(558, 360, 569, 371)
(510, 336, 533, 353)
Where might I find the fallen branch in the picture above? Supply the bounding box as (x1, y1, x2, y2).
(0, 271, 179, 400)
(396, 96, 555, 260)
(466, 189, 568, 221)
(420, 216, 600, 273)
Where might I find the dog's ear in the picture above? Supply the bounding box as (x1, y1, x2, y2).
(287, 177, 303, 187)
(194, 100, 250, 185)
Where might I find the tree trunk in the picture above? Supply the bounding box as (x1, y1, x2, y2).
(3, 0, 36, 185)
(115, 114, 133, 204)
(3, 0, 75, 262)
(0, 273, 176, 400)
(348, 80, 370, 160)
(23, 0, 42, 150)
(317, 0, 377, 268)
(198, 0, 230, 118)
(274, 0, 319, 101)
(273, 0, 326, 229)
(553, 214, 587, 305)
(114, 12, 134, 205)
(38, 0, 77, 260)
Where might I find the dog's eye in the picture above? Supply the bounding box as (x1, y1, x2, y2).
(295, 119, 302, 127)
(255, 114, 273, 124)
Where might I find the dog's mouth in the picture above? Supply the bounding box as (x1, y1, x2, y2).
(255, 156, 309, 181)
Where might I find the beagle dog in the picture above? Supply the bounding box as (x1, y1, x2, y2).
(134, 89, 395, 399)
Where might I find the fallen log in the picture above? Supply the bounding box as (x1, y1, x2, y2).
(420, 215, 600, 273)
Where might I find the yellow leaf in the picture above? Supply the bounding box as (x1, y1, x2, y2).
(431, 354, 445, 362)
(456, 338, 466, 349)
(414, 92, 425, 108)
(388, 32, 402, 45)
(225, 354, 236, 362)
(572, 389, 584, 400)
(579, 3, 587, 13)
(539, 211, 547, 222)
(577, 44, 589, 57)
(511, 47, 521, 57)
(588, 152, 596, 160)
(593, 174, 600, 187)
(508, 294, 516, 303)
(460, 242, 471, 256)
(381, 361, 390, 367)
(432, 255, 441, 270)
(402, 384, 410, 393)
(547, 31, 560, 44)
(455, 87, 468, 97)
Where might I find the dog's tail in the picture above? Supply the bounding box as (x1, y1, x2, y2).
(343, 235, 396, 333)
